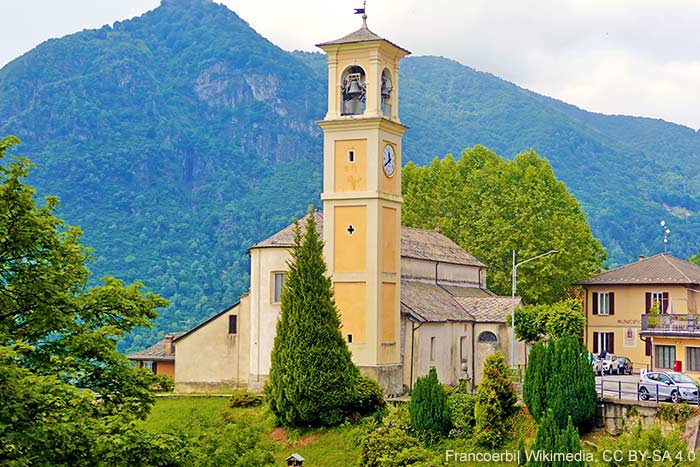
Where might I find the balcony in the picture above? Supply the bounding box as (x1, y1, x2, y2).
(641, 314, 700, 337)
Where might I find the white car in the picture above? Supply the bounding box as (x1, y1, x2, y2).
(601, 354, 619, 374)
(638, 371, 699, 403)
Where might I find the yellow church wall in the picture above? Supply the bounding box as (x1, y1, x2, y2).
(381, 282, 396, 342)
(334, 281, 367, 343)
(334, 139, 367, 192)
(381, 206, 397, 273)
(333, 205, 367, 272)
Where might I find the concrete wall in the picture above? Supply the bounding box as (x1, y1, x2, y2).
(174, 297, 250, 392)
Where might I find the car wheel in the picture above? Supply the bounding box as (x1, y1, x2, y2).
(639, 387, 649, 401)
(671, 391, 680, 403)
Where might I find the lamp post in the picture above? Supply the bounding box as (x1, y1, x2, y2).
(511, 249, 559, 368)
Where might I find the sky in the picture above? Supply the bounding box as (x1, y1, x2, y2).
(2, 0, 699, 130)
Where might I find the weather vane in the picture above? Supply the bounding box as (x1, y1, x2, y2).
(660, 220, 671, 254)
(354, 1, 367, 26)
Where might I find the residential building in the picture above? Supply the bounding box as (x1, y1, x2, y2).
(127, 333, 181, 378)
(580, 253, 700, 376)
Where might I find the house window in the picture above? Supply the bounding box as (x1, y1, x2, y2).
(228, 315, 238, 334)
(592, 292, 614, 315)
(430, 337, 436, 361)
(687, 347, 700, 372)
(593, 332, 614, 354)
(478, 331, 498, 343)
(646, 291, 669, 313)
(272, 272, 286, 303)
(655, 345, 676, 369)
(141, 361, 157, 373)
(348, 150, 355, 162)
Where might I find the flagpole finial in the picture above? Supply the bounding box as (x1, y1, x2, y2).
(354, 1, 367, 27)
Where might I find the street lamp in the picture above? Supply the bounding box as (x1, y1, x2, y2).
(511, 249, 559, 368)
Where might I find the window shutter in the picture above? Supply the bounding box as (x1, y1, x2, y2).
(608, 333, 615, 353)
(645, 292, 651, 313)
(645, 339, 652, 356)
(609, 293, 615, 315)
(662, 292, 669, 313)
(593, 332, 599, 353)
(592, 292, 598, 315)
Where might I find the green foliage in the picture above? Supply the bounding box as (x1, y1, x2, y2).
(354, 376, 386, 416)
(514, 299, 585, 342)
(5, 0, 700, 351)
(446, 393, 476, 437)
(359, 406, 441, 467)
(527, 413, 583, 467)
(591, 422, 692, 467)
(267, 209, 359, 427)
(656, 403, 699, 424)
(523, 336, 597, 431)
(402, 146, 606, 304)
(409, 368, 450, 435)
(229, 390, 264, 408)
(0, 135, 182, 464)
(153, 374, 175, 392)
(474, 352, 518, 447)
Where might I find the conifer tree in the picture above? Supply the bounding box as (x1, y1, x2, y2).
(527, 410, 558, 467)
(557, 417, 584, 467)
(475, 352, 518, 447)
(266, 209, 359, 427)
(409, 367, 449, 434)
(523, 341, 551, 422)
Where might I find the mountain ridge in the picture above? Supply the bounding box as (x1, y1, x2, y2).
(2, 0, 699, 350)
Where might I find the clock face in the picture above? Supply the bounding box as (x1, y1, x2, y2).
(383, 144, 395, 177)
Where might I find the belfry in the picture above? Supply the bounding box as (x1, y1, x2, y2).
(316, 14, 410, 393)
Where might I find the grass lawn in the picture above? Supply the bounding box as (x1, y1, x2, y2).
(139, 396, 362, 466)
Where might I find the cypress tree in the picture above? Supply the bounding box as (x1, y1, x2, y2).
(409, 367, 449, 434)
(527, 410, 558, 467)
(556, 417, 584, 467)
(266, 209, 359, 427)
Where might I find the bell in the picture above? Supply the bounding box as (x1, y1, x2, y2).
(347, 79, 363, 97)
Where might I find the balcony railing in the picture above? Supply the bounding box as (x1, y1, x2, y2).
(641, 314, 700, 335)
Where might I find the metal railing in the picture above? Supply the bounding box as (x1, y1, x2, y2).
(597, 376, 700, 405)
(642, 314, 700, 334)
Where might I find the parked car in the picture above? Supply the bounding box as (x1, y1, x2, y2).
(616, 356, 633, 375)
(602, 354, 619, 374)
(638, 371, 699, 403)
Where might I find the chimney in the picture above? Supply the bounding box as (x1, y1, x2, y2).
(638, 255, 645, 262)
(164, 335, 174, 356)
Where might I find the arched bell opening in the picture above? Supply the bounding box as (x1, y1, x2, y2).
(381, 68, 393, 117)
(340, 65, 366, 116)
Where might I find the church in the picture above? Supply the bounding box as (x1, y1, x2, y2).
(152, 17, 526, 394)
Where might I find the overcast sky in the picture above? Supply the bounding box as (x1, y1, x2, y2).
(2, 0, 699, 129)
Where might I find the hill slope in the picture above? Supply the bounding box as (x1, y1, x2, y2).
(2, 0, 699, 350)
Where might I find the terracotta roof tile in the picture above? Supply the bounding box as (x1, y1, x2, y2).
(316, 23, 410, 55)
(401, 280, 474, 322)
(453, 296, 522, 323)
(580, 254, 700, 285)
(251, 212, 485, 267)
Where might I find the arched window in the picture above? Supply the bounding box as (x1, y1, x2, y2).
(340, 66, 366, 116)
(381, 68, 393, 116)
(478, 331, 498, 343)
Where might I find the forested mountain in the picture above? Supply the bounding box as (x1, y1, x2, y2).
(2, 0, 699, 350)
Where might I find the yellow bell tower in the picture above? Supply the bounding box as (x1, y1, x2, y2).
(317, 14, 409, 394)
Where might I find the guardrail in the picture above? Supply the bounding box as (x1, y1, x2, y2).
(642, 313, 700, 334)
(597, 376, 700, 405)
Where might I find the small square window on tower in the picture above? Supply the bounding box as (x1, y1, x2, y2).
(347, 334, 353, 343)
(348, 150, 355, 162)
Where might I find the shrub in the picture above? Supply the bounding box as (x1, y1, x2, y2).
(152, 374, 175, 392)
(447, 393, 476, 437)
(229, 390, 263, 408)
(355, 376, 385, 415)
(359, 406, 441, 467)
(474, 352, 518, 447)
(524, 336, 596, 431)
(409, 368, 449, 435)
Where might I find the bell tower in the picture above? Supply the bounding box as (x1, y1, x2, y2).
(317, 15, 409, 394)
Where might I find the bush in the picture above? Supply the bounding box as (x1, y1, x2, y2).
(474, 352, 518, 447)
(359, 406, 441, 467)
(447, 393, 476, 437)
(409, 368, 449, 435)
(229, 390, 263, 408)
(524, 336, 596, 431)
(355, 376, 385, 415)
(152, 374, 175, 392)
